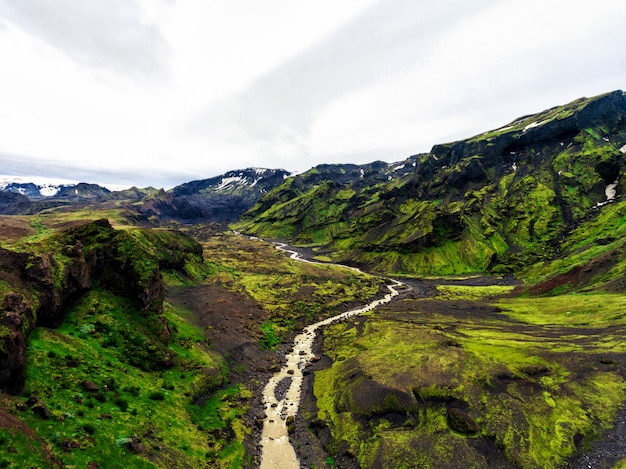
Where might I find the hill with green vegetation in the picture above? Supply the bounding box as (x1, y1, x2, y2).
(236, 90, 626, 284)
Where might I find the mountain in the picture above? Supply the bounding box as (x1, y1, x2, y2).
(53, 182, 111, 201)
(236, 90, 626, 285)
(2, 91, 626, 468)
(0, 181, 72, 199)
(0, 168, 292, 226)
(0, 191, 32, 215)
(136, 168, 292, 225)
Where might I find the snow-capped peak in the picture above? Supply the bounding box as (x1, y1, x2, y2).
(0, 174, 79, 198)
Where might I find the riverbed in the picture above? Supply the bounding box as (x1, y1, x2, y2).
(258, 244, 404, 468)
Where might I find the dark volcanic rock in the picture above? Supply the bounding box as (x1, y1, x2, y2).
(0, 293, 31, 394)
(447, 408, 479, 435)
(27, 396, 51, 419)
(82, 381, 99, 392)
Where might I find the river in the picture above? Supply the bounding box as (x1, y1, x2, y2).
(258, 243, 404, 468)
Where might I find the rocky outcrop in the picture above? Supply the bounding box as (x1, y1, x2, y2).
(0, 293, 31, 394)
(0, 191, 32, 214)
(0, 219, 199, 393)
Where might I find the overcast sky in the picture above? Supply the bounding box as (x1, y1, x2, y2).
(0, 0, 625, 189)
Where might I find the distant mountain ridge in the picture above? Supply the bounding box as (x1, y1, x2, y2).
(137, 168, 292, 225)
(0, 180, 74, 199)
(0, 167, 293, 225)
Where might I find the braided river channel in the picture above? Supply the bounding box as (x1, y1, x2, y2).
(258, 244, 404, 468)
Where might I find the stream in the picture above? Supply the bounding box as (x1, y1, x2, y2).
(258, 243, 404, 468)
(253, 241, 626, 468)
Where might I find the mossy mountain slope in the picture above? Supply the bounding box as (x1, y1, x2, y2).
(236, 90, 626, 279)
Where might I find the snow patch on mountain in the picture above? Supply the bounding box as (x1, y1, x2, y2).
(215, 176, 244, 191)
(0, 175, 78, 198)
(606, 181, 618, 201)
(0, 175, 131, 197)
(595, 180, 619, 208)
(523, 119, 550, 132)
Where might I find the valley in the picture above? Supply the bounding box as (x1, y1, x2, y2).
(258, 243, 404, 469)
(0, 90, 626, 468)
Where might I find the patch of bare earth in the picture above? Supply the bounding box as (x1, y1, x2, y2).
(166, 284, 282, 467)
(0, 397, 58, 466)
(0, 216, 34, 242)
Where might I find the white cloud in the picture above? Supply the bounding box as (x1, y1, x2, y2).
(0, 0, 625, 188)
(0, 0, 168, 77)
(302, 0, 626, 161)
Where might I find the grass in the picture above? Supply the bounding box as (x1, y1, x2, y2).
(496, 293, 626, 327)
(1, 291, 249, 467)
(0, 222, 259, 468)
(436, 285, 516, 300)
(200, 233, 385, 339)
(0, 288, 250, 468)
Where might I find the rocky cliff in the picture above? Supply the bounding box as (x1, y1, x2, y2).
(0, 219, 203, 393)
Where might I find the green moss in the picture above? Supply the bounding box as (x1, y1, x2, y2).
(3, 283, 248, 468)
(201, 234, 384, 332)
(0, 326, 13, 353)
(436, 285, 516, 301)
(259, 320, 281, 350)
(314, 290, 626, 469)
(496, 293, 626, 328)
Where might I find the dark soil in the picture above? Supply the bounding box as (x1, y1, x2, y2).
(0, 400, 58, 465)
(167, 283, 268, 361)
(166, 283, 281, 467)
(0, 216, 34, 242)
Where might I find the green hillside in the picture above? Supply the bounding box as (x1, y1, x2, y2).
(236, 91, 626, 285)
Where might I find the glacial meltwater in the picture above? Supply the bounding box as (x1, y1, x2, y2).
(258, 244, 403, 468)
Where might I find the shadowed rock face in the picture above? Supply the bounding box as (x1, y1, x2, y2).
(0, 191, 32, 214)
(162, 168, 292, 225)
(0, 292, 31, 394)
(0, 219, 191, 393)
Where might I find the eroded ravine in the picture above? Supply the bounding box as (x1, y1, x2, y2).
(259, 244, 404, 468)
